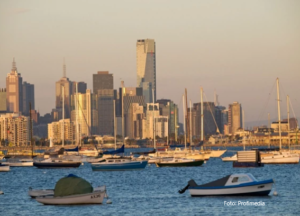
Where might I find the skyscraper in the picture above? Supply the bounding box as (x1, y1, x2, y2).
(0, 88, 6, 113)
(136, 39, 156, 102)
(22, 82, 35, 116)
(228, 102, 242, 135)
(6, 59, 23, 113)
(55, 62, 72, 119)
(93, 71, 113, 94)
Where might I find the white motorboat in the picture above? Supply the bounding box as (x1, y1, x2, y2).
(179, 173, 274, 196)
(260, 151, 299, 164)
(222, 154, 237, 162)
(34, 174, 108, 205)
(1, 160, 33, 167)
(0, 164, 10, 172)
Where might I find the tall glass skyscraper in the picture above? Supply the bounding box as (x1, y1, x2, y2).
(136, 39, 156, 103)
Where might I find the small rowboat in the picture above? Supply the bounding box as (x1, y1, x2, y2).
(179, 173, 274, 196)
(0, 164, 10, 172)
(155, 158, 204, 167)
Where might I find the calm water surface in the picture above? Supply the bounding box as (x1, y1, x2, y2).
(0, 148, 299, 216)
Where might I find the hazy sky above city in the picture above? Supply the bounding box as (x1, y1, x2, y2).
(0, 0, 299, 127)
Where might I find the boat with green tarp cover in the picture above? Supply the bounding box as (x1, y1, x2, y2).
(35, 174, 107, 205)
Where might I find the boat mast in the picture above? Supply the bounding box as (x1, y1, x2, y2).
(200, 87, 204, 142)
(243, 110, 245, 151)
(183, 94, 186, 150)
(29, 102, 33, 158)
(121, 81, 124, 144)
(62, 85, 64, 147)
(276, 78, 282, 150)
(287, 95, 290, 151)
(268, 113, 271, 148)
(152, 88, 156, 150)
(185, 88, 189, 144)
(166, 116, 169, 146)
(76, 83, 80, 146)
(190, 100, 192, 147)
(114, 99, 116, 150)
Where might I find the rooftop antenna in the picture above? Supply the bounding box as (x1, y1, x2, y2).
(63, 58, 66, 78)
(12, 58, 17, 71)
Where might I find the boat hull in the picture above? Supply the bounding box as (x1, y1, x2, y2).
(29, 189, 54, 198)
(91, 161, 148, 171)
(210, 150, 227, 158)
(233, 162, 264, 168)
(156, 160, 204, 167)
(35, 191, 106, 205)
(189, 182, 273, 196)
(33, 162, 81, 168)
(0, 165, 10, 172)
(261, 154, 299, 164)
(1, 162, 33, 167)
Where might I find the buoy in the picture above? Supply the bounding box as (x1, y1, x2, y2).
(106, 199, 112, 204)
(273, 191, 278, 196)
(81, 163, 84, 165)
(0, 191, 4, 195)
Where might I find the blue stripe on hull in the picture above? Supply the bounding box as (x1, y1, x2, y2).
(191, 190, 271, 196)
(91, 161, 148, 171)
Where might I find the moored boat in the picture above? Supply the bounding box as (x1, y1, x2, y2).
(179, 173, 274, 196)
(0, 164, 10, 172)
(1, 160, 33, 167)
(34, 174, 108, 205)
(33, 158, 81, 168)
(91, 158, 148, 171)
(222, 154, 237, 162)
(155, 158, 204, 167)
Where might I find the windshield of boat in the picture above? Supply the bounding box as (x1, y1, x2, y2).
(232, 176, 249, 183)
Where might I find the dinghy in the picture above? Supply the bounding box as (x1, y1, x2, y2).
(35, 174, 108, 205)
(179, 173, 274, 196)
(0, 164, 10, 172)
(155, 158, 204, 167)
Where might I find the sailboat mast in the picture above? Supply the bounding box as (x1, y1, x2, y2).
(268, 113, 271, 148)
(183, 94, 186, 150)
(114, 99, 116, 150)
(76, 83, 80, 146)
(287, 95, 290, 151)
(276, 78, 282, 150)
(152, 88, 156, 149)
(62, 85, 64, 147)
(185, 88, 189, 143)
(200, 87, 204, 142)
(121, 81, 124, 142)
(190, 100, 192, 146)
(29, 102, 33, 158)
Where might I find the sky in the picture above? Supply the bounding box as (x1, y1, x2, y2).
(0, 0, 299, 127)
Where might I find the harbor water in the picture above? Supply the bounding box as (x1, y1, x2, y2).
(0, 147, 299, 216)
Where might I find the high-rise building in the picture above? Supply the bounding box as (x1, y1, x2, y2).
(228, 102, 242, 135)
(0, 88, 6, 113)
(72, 81, 87, 94)
(22, 82, 35, 116)
(136, 39, 156, 102)
(48, 119, 75, 144)
(71, 89, 98, 137)
(0, 113, 29, 146)
(142, 103, 160, 139)
(157, 99, 179, 138)
(118, 86, 145, 137)
(93, 71, 113, 94)
(97, 89, 114, 135)
(6, 59, 23, 113)
(127, 103, 144, 139)
(215, 106, 226, 134)
(55, 62, 73, 119)
(189, 102, 217, 138)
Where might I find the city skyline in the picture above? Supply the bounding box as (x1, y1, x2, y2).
(0, 0, 299, 126)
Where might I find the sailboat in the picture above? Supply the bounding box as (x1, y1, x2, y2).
(260, 78, 299, 164)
